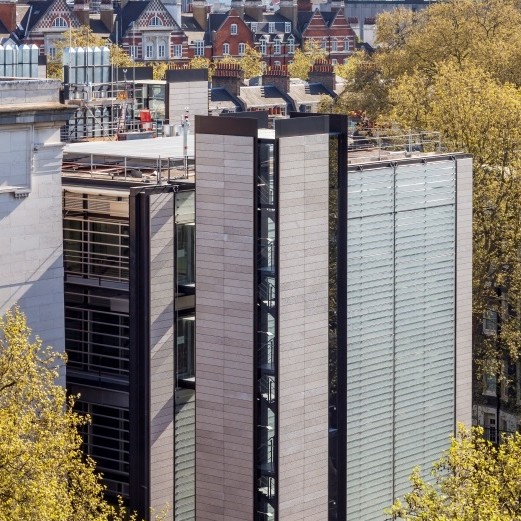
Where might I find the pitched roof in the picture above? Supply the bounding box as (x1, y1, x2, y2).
(288, 81, 335, 106)
(210, 87, 243, 112)
(19, 0, 54, 34)
(110, 0, 149, 41)
(239, 84, 293, 110)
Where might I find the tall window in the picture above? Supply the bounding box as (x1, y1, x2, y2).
(130, 45, 139, 59)
(52, 16, 68, 27)
(149, 16, 163, 26)
(222, 43, 230, 55)
(321, 38, 327, 50)
(238, 42, 246, 55)
(273, 39, 281, 55)
(268, 22, 275, 33)
(251, 22, 257, 32)
(285, 22, 291, 33)
(331, 39, 338, 52)
(172, 44, 182, 58)
(49, 46, 57, 59)
(195, 40, 204, 56)
(145, 42, 154, 59)
(344, 37, 351, 51)
(231, 23, 238, 35)
(158, 43, 166, 58)
(259, 38, 267, 55)
(288, 36, 295, 54)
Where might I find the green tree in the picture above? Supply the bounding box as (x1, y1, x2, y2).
(47, 26, 133, 80)
(238, 44, 263, 78)
(0, 307, 149, 521)
(287, 39, 327, 80)
(388, 425, 521, 521)
(188, 56, 213, 78)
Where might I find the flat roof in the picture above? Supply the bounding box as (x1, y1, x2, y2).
(64, 135, 195, 160)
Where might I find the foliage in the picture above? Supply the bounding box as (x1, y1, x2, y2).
(238, 44, 263, 78)
(388, 425, 521, 521)
(0, 306, 152, 521)
(189, 56, 213, 78)
(47, 27, 133, 80)
(288, 39, 327, 80)
(151, 62, 168, 80)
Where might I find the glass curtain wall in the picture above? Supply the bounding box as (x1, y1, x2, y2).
(174, 190, 196, 521)
(256, 141, 278, 521)
(63, 190, 131, 500)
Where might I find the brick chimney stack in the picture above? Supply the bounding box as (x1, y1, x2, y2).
(297, 0, 312, 12)
(308, 60, 336, 92)
(213, 62, 245, 96)
(244, 0, 263, 22)
(73, 0, 90, 26)
(231, 0, 244, 17)
(100, 0, 114, 31)
(192, 0, 208, 31)
(279, 0, 297, 30)
(0, 0, 16, 33)
(263, 65, 290, 93)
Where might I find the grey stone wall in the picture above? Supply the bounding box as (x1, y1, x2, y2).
(195, 132, 255, 521)
(149, 191, 176, 520)
(455, 156, 473, 427)
(277, 133, 330, 521)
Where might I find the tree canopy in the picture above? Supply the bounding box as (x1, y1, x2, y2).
(0, 307, 143, 521)
(287, 39, 327, 80)
(388, 425, 521, 521)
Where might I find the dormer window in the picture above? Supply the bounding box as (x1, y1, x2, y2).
(231, 23, 238, 35)
(268, 22, 275, 33)
(251, 22, 257, 32)
(52, 17, 68, 27)
(285, 22, 291, 33)
(149, 16, 163, 27)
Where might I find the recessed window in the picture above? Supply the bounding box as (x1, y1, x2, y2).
(172, 44, 182, 58)
(158, 43, 166, 58)
(223, 43, 230, 55)
(149, 16, 163, 26)
(238, 42, 246, 55)
(285, 22, 291, 33)
(259, 38, 267, 55)
(145, 43, 154, 59)
(331, 39, 338, 52)
(195, 40, 204, 56)
(231, 23, 238, 35)
(268, 22, 275, 33)
(288, 36, 295, 54)
(273, 39, 281, 55)
(52, 16, 68, 27)
(251, 22, 257, 32)
(344, 37, 351, 51)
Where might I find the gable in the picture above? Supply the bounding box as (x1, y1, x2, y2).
(135, 0, 180, 32)
(328, 9, 356, 35)
(31, 0, 80, 32)
(301, 9, 327, 35)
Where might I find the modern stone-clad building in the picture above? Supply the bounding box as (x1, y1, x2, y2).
(193, 114, 472, 521)
(0, 78, 73, 352)
(52, 112, 472, 521)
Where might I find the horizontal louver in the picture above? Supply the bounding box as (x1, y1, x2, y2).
(346, 161, 456, 521)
